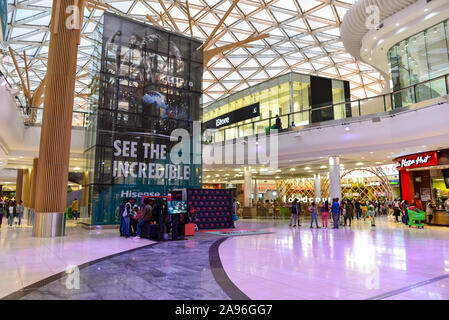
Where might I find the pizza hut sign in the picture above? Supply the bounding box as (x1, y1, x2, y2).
(395, 152, 438, 170)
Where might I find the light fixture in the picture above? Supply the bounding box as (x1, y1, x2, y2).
(74, 167, 81, 171)
(356, 162, 364, 166)
(345, 126, 350, 132)
(305, 167, 311, 170)
(290, 168, 296, 171)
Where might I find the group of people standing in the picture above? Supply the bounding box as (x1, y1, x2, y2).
(119, 197, 153, 239)
(0, 199, 24, 228)
(289, 198, 379, 229)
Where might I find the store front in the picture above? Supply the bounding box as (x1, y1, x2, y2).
(395, 150, 449, 226)
(202, 72, 351, 142)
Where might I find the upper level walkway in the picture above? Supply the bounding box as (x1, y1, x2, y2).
(1, 73, 449, 164)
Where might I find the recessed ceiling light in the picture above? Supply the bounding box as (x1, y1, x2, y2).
(356, 162, 364, 166)
(290, 168, 296, 171)
(305, 167, 311, 170)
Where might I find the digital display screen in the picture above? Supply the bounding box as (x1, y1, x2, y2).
(168, 201, 187, 214)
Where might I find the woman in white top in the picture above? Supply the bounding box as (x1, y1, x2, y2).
(8, 201, 15, 227)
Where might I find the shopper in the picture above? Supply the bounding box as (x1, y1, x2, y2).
(295, 200, 302, 227)
(362, 201, 368, 221)
(401, 200, 410, 225)
(309, 202, 320, 229)
(8, 200, 15, 227)
(275, 115, 281, 130)
(289, 199, 299, 227)
(119, 198, 127, 237)
(16, 200, 24, 226)
(368, 205, 376, 227)
(129, 200, 139, 236)
(393, 201, 401, 223)
(445, 199, 449, 221)
(321, 200, 329, 228)
(331, 198, 340, 229)
(0, 204, 3, 229)
(71, 198, 79, 220)
(120, 198, 131, 238)
(426, 200, 436, 225)
(345, 200, 354, 227)
(136, 199, 152, 238)
(355, 199, 361, 220)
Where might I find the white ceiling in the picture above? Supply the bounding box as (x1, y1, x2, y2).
(1, 0, 385, 114)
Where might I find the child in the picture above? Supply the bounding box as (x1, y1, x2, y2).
(362, 202, 368, 221)
(368, 205, 376, 227)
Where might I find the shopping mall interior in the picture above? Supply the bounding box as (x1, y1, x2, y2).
(1, 0, 449, 302)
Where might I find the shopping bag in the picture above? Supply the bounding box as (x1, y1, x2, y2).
(233, 213, 239, 221)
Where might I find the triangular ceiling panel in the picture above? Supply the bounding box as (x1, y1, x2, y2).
(2, 0, 384, 111)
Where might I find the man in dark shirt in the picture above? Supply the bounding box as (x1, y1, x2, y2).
(355, 200, 361, 220)
(275, 115, 281, 130)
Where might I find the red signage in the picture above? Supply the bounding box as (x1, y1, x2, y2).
(395, 151, 438, 170)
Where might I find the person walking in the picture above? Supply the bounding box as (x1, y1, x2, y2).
(120, 199, 131, 238)
(321, 200, 329, 228)
(345, 200, 354, 227)
(119, 198, 128, 237)
(355, 199, 361, 220)
(401, 200, 410, 225)
(289, 199, 299, 227)
(71, 198, 80, 220)
(309, 202, 320, 229)
(368, 205, 376, 227)
(445, 199, 449, 222)
(274, 115, 282, 131)
(426, 200, 436, 225)
(393, 200, 401, 222)
(16, 200, 24, 226)
(0, 204, 3, 229)
(136, 199, 152, 239)
(331, 198, 340, 229)
(7, 200, 15, 227)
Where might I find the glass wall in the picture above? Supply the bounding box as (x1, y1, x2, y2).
(389, 19, 449, 108)
(202, 72, 347, 142)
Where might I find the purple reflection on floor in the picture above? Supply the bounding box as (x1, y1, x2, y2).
(219, 218, 449, 300)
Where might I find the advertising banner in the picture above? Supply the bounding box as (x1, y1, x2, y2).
(203, 103, 260, 129)
(85, 13, 203, 225)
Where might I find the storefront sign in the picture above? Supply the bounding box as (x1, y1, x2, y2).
(395, 151, 438, 170)
(203, 103, 260, 129)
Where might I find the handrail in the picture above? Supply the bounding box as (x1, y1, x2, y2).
(16, 72, 449, 131)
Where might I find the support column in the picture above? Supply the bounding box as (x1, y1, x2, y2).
(329, 156, 342, 201)
(81, 170, 89, 219)
(33, 0, 85, 237)
(22, 168, 31, 225)
(16, 169, 24, 203)
(30, 158, 38, 210)
(244, 167, 253, 207)
(314, 174, 321, 201)
(253, 179, 258, 203)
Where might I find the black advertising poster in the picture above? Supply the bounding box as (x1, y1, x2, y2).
(203, 103, 260, 129)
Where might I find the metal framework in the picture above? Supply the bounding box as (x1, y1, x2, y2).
(1, 0, 385, 113)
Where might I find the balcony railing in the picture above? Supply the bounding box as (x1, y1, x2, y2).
(17, 73, 449, 133)
(20, 106, 90, 128)
(206, 73, 449, 143)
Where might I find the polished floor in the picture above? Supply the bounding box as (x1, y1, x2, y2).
(2, 215, 449, 300)
(0, 217, 153, 299)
